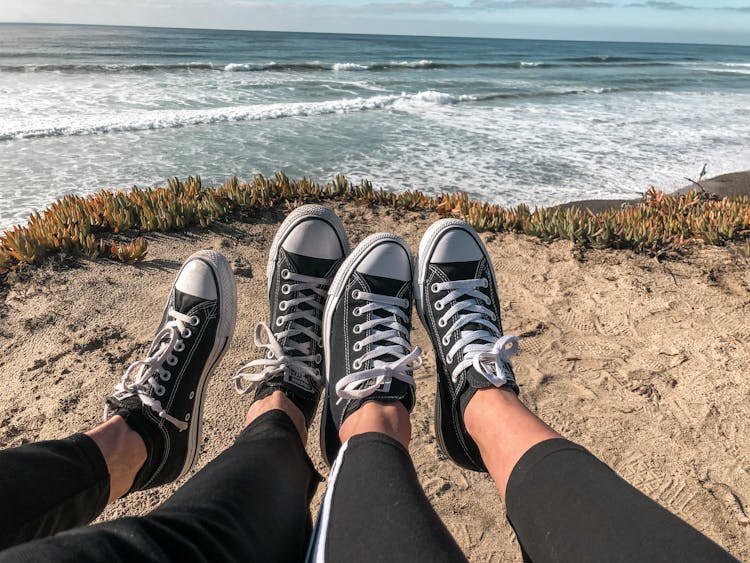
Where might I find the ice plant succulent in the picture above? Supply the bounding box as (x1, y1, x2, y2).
(1, 175, 749, 278)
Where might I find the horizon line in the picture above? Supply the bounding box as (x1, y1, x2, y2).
(1, 20, 749, 49)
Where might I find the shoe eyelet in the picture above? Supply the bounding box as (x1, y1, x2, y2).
(281, 269, 291, 279)
(275, 317, 285, 327)
(482, 279, 489, 288)
(353, 307, 362, 317)
(352, 290, 361, 299)
(434, 301, 444, 311)
(181, 328, 192, 339)
(279, 300, 288, 311)
(266, 350, 274, 359)
(190, 316, 200, 326)
(166, 355, 178, 366)
(431, 283, 440, 293)
(353, 324, 362, 334)
(353, 342, 362, 352)
(155, 385, 165, 396)
(442, 335, 450, 346)
(281, 284, 291, 295)
(401, 298, 409, 308)
(352, 359, 362, 370)
(174, 341, 185, 352)
(490, 312, 497, 321)
(314, 368, 321, 377)
(446, 354, 453, 363)
(438, 318, 447, 328)
(184, 413, 191, 421)
(189, 391, 195, 399)
(315, 354, 322, 363)
(160, 370, 171, 381)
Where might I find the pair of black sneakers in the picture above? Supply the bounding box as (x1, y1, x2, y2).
(104, 205, 519, 496)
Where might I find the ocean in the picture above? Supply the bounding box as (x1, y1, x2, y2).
(1, 23, 749, 230)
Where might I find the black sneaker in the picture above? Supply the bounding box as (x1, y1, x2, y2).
(414, 219, 518, 472)
(320, 233, 422, 466)
(234, 205, 349, 426)
(104, 250, 237, 492)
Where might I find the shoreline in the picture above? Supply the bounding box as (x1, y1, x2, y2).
(552, 170, 750, 213)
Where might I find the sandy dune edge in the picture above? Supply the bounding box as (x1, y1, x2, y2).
(1, 203, 748, 561)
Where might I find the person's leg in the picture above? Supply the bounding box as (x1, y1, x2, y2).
(466, 388, 739, 563)
(0, 416, 144, 550)
(310, 402, 467, 563)
(0, 249, 236, 551)
(414, 218, 740, 563)
(311, 233, 467, 562)
(0, 392, 319, 563)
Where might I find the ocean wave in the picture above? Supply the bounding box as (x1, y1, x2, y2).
(0, 90, 474, 141)
(332, 63, 370, 71)
(0, 58, 687, 75)
(0, 62, 214, 72)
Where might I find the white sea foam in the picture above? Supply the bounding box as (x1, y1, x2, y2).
(0, 91, 474, 141)
(332, 63, 369, 71)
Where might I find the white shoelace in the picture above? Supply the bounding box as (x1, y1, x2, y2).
(335, 290, 422, 402)
(234, 271, 328, 393)
(103, 308, 199, 431)
(432, 278, 518, 386)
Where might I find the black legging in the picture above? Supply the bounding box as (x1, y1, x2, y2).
(0, 411, 739, 562)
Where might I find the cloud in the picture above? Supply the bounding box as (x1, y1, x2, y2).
(363, 1, 457, 11)
(625, 1, 697, 9)
(470, 0, 612, 8)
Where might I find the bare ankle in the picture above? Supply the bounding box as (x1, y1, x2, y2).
(464, 387, 520, 442)
(245, 391, 308, 444)
(338, 401, 411, 448)
(86, 415, 147, 503)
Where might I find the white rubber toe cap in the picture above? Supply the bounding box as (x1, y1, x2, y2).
(431, 228, 484, 263)
(175, 259, 217, 300)
(357, 241, 411, 281)
(282, 219, 345, 260)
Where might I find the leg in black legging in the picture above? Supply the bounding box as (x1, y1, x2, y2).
(0, 410, 319, 563)
(309, 432, 467, 563)
(0, 434, 110, 550)
(506, 438, 739, 563)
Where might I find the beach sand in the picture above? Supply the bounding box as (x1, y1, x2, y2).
(1, 203, 748, 560)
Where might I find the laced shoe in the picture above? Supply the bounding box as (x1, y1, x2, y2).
(104, 250, 237, 492)
(234, 205, 349, 426)
(320, 233, 423, 466)
(414, 219, 518, 472)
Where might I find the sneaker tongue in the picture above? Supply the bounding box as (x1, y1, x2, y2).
(433, 259, 481, 280)
(434, 260, 491, 335)
(285, 250, 339, 278)
(174, 290, 209, 314)
(358, 272, 409, 369)
(359, 272, 406, 297)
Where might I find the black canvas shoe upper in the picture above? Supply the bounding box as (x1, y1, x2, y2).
(234, 205, 349, 426)
(320, 234, 422, 466)
(415, 219, 518, 473)
(105, 250, 237, 492)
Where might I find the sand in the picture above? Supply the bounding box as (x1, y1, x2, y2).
(1, 203, 748, 561)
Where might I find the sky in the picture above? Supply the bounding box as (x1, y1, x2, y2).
(2, 0, 750, 45)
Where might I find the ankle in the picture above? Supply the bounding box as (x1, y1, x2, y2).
(338, 401, 411, 449)
(464, 387, 520, 442)
(246, 390, 308, 444)
(86, 415, 147, 502)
